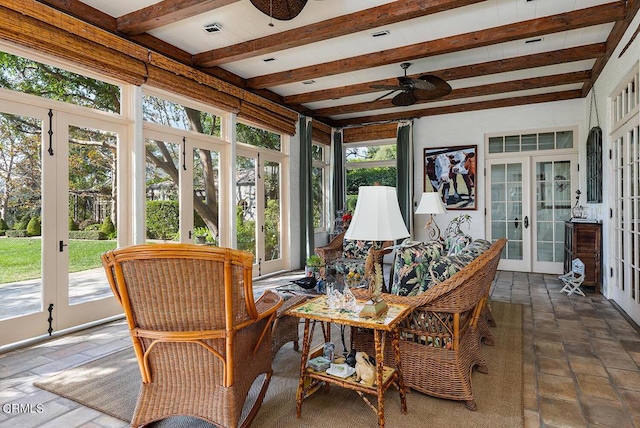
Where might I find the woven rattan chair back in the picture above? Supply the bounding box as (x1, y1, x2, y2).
(101, 243, 282, 428)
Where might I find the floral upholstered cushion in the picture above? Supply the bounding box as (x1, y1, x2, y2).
(428, 253, 476, 284)
(446, 234, 472, 256)
(343, 240, 373, 259)
(461, 239, 492, 257)
(390, 240, 443, 296)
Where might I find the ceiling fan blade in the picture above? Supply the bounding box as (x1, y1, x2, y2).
(398, 76, 436, 91)
(419, 75, 452, 92)
(392, 91, 417, 106)
(372, 89, 399, 102)
(412, 82, 452, 101)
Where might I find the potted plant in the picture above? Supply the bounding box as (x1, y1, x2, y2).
(305, 254, 323, 278)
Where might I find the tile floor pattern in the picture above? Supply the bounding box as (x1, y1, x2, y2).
(1, 271, 639, 427)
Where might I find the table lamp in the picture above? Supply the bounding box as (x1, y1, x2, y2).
(415, 192, 447, 241)
(345, 186, 410, 317)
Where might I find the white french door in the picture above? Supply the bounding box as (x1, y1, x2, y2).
(236, 148, 285, 277)
(144, 128, 223, 245)
(610, 120, 640, 325)
(0, 101, 122, 346)
(486, 154, 577, 274)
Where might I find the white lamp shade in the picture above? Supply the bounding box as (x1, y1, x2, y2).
(344, 186, 410, 241)
(415, 192, 447, 215)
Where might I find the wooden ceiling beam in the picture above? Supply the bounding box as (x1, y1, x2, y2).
(193, 0, 487, 67)
(35, 0, 117, 32)
(334, 90, 583, 127)
(247, 2, 625, 89)
(285, 43, 605, 105)
(35, 0, 194, 63)
(582, 0, 640, 96)
(116, 0, 240, 35)
(315, 71, 590, 118)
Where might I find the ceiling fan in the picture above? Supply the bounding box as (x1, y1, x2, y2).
(371, 62, 452, 106)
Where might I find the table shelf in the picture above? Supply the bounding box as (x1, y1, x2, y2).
(306, 366, 397, 393)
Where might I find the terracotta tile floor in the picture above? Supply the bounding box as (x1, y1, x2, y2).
(491, 271, 640, 428)
(1, 271, 639, 427)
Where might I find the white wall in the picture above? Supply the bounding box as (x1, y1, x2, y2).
(411, 99, 586, 242)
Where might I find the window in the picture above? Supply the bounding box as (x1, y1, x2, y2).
(312, 143, 329, 230)
(0, 50, 121, 114)
(488, 130, 573, 154)
(236, 122, 281, 151)
(143, 93, 221, 136)
(345, 141, 397, 210)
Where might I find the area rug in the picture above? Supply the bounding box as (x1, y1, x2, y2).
(35, 300, 523, 427)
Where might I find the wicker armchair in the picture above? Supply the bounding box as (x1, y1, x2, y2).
(314, 232, 393, 285)
(101, 244, 283, 428)
(352, 238, 506, 411)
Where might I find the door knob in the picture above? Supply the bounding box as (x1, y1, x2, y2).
(524, 216, 529, 229)
(514, 217, 519, 229)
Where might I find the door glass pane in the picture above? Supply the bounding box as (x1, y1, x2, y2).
(491, 163, 523, 260)
(145, 138, 180, 242)
(193, 147, 219, 245)
(0, 112, 42, 320)
(236, 155, 256, 259)
(68, 126, 118, 304)
(536, 160, 570, 263)
(264, 160, 281, 261)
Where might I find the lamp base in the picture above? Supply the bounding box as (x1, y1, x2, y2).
(424, 214, 441, 241)
(359, 299, 388, 318)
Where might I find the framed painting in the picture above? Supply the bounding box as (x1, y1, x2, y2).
(423, 145, 477, 210)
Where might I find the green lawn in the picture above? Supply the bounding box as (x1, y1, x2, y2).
(0, 237, 117, 283)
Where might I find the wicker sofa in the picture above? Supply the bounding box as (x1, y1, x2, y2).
(352, 238, 506, 411)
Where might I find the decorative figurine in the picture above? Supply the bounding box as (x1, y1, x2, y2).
(327, 288, 344, 310)
(354, 351, 376, 386)
(343, 287, 357, 311)
(345, 349, 357, 368)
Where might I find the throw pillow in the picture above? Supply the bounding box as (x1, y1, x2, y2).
(461, 239, 492, 257)
(428, 253, 476, 284)
(390, 240, 443, 296)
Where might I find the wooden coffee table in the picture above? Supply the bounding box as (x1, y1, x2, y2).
(286, 295, 410, 428)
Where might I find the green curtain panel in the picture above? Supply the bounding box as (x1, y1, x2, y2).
(299, 117, 315, 266)
(332, 130, 345, 215)
(396, 121, 412, 231)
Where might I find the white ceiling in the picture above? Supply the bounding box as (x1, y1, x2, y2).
(66, 0, 630, 126)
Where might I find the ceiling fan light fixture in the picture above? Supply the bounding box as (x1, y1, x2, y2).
(250, 0, 308, 21)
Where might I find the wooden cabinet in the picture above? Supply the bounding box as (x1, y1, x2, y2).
(564, 221, 602, 293)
